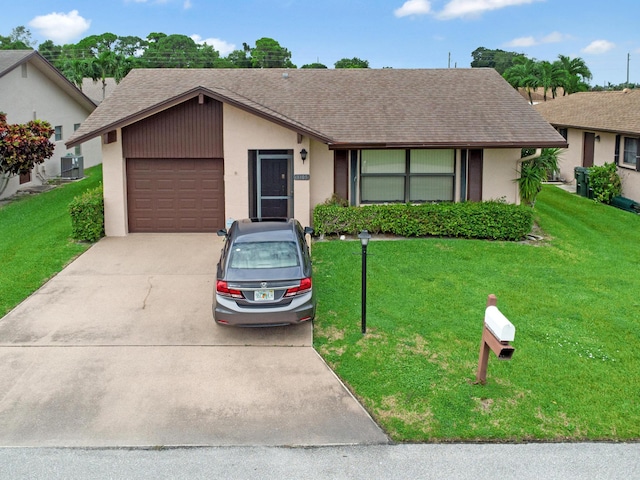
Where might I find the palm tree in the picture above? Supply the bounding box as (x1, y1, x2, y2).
(503, 57, 540, 104)
(60, 58, 90, 90)
(517, 148, 562, 206)
(538, 61, 566, 101)
(557, 55, 592, 94)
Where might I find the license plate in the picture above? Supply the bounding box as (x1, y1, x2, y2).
(254, 289, 275, 301)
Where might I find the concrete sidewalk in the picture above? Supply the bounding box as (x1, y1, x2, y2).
(0, 234, 388, 447)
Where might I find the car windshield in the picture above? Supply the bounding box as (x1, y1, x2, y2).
(228, 241, 300, 269)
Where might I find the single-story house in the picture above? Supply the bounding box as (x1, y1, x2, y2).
(535, 89, 640, 202)
(0, 50, 102, 199)
(67, 68, 567, 236)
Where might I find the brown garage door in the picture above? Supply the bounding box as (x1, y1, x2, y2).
(127, 158, 224, 233)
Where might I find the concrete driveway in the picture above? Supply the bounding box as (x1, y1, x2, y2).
(0, 234, 388, 447)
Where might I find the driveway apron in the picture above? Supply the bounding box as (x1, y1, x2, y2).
(0, 234, 388, 447)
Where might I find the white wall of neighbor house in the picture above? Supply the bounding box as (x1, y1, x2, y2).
(101, 130, 127, 237)
(0, 61, 101, 199)
(554, 128, 640, 202)
(556, 129, 616, 182)
(619, 168, 640, 202)
(222, 103, 312, 226)
(483, 149, 522, 204)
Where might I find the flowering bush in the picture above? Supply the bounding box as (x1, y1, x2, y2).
(0, 112, 55, 176)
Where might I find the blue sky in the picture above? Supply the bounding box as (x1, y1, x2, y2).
(2, 0, 638, 87)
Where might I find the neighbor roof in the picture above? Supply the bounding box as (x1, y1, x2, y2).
(0, 50, 97, 112)
(67, 68, 566, 149)
(535, 89, 640, 136)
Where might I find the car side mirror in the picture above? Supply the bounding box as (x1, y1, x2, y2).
(304, 226, 314, 236)
(217, 229, 228, 237)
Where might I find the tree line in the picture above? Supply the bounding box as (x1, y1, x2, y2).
(3, 27, 633, 103)
(1, 27, 370, 99)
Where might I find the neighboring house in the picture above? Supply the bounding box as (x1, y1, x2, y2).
(67, 68, 566, 236)
(81, 77, 117, 104)
(535, 89, 640, 202)
(0, 50, 102, 199)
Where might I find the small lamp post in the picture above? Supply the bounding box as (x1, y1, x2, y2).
(358, 230, 372, 334)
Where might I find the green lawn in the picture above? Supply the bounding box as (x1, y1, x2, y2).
(312, 186, 640, 442)
(0, 166, 103, 317)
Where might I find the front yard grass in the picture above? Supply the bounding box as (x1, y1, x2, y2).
(312, 186, 640, 442)
(0, 166, 102, 317)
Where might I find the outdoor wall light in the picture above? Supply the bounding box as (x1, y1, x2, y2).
(595, 135, 601, 142)
(300, 148, 308, 163)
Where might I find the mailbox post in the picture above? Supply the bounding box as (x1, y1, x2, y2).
(475, 294, 515, 384)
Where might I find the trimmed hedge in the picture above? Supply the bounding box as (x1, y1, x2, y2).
(69, 185, 105, 242)
(313, 201, 534, 241)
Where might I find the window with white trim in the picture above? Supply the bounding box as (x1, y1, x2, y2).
(360, 149, 455, 203)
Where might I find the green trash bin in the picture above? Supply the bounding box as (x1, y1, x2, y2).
(575, 167, 588, 197)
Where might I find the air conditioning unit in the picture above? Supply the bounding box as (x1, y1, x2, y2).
(61, 155, 84, 179)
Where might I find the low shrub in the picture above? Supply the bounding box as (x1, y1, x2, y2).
(313, 201, 534, 241)
(588, 162, 622, 204)
(69, 185, 105, 242)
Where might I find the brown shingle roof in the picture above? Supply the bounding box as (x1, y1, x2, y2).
(534, 90, 640, 136)
(68, 68, 566, 149)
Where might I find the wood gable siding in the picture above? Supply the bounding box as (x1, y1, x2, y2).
(122, 96, 223, 158)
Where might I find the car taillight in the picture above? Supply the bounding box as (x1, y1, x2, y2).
(285, 277, 312, 297)
(216, 280, 243, 299)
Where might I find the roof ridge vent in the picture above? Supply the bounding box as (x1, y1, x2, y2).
(282, 72, 289, 79)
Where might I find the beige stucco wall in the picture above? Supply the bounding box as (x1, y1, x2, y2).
(557, 129, 616, 183)
(556, 127, 640, 202)
(222, 103, 315, 226)
(102, 130, 127, 236)
(483, 149, 522, 204)
(0, 60, 101, 199)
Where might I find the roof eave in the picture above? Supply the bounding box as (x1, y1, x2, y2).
(329, 140, 569, 150)
(548, 122, 640, 138)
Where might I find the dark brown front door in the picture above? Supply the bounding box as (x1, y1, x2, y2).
(467, 149, 483, 202)
(127, 158, 225, 232)
(19, 171, 31, 184)
(258, 155, 291, 218)
(583, 132, 595, 167)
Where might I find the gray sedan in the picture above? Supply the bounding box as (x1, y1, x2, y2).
(213, 218, 315, 327)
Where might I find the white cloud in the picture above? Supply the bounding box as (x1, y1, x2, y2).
(191, 35, 235, 55)
(504, 31, 569, 48)
(506, 36, 536, 48)
(582, 40, 615, 55)
(437, 0, 542, 20)
(394, 0, 432, 18)
(28, 10, 91, 44)
(184, 0, 193, 8)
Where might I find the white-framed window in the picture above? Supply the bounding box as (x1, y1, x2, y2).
(360, 149, 455, 203)
(54, 125, 63, 141)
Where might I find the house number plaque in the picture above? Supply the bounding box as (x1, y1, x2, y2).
(294, 174, 310, 181)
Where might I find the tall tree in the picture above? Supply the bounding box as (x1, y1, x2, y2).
(556, 55, 592, 94)
(301, 62, 328, 69)
(38, 40, 62, 63)
(250, 37, 295, 68)
(471, 47, 525, 74)
(334, 57, 369, 68)
(537, 60, 565, 101)
(0, 26, 35, 50)
(503, 57, 541, 104)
